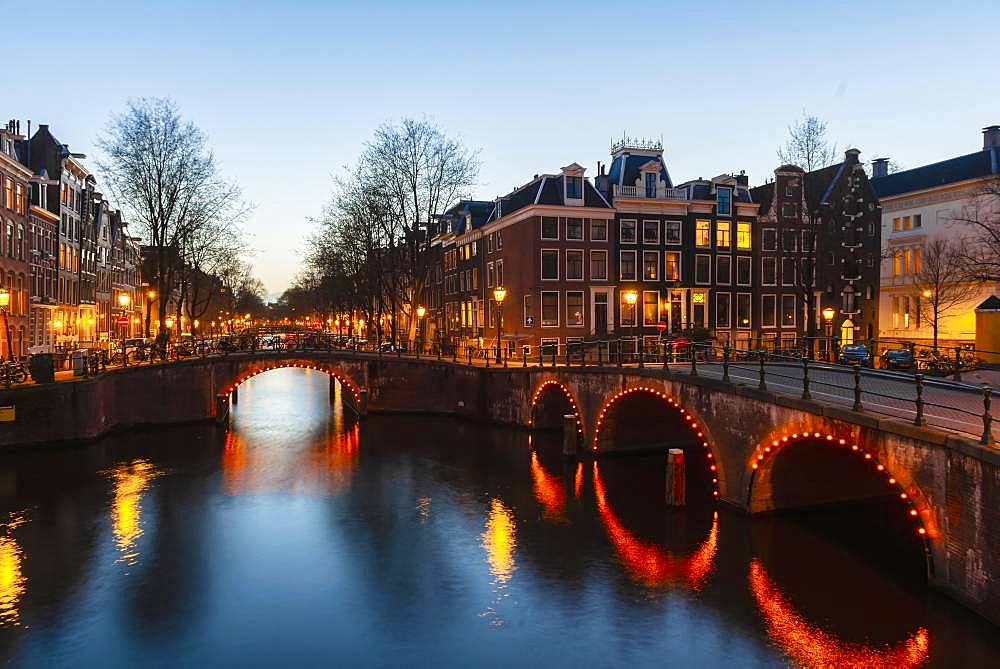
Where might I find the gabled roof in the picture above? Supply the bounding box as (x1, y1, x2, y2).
(607, 152, 673, 190)
(486, 173, 611, 223)
(750, 160, 850, 216)
(976, 295, 1000, 311)
(871, 149, 1000, 199)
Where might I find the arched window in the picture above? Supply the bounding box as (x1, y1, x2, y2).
(841, 319, 855, 345)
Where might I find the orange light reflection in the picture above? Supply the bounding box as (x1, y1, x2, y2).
(0, 512, 27, 626)
(593, 463, 717, 589)
(104, 460, 160, 565)
(530, 452, 565, 521)
(749, 559, 930, 668)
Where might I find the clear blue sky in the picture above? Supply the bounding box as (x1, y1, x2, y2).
(18, 0, 1000, 296)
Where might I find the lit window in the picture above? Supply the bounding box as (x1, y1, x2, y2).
(643, 291, 659, 326)
(541, 292, 559, 326)
(566, 291, 584, 327)
(716, 220, 731, 248)
(664, 252, 680, 281)
(695, 220, 711, 247)
(643, 251, 658, 281)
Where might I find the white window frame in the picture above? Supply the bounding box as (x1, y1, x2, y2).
(566, 217, 584, 241)
(591, 219, 608, 241)
(540, 217, 559, 241)
(695, 219, 711, 248)
(664, 251, 681, 282)
(540, 291, 560, 327)
(716, 186, 733, 217)
(664, 220, 682, 245)
(716, 219, 731, 249)
(694, 253, 711, 285)
(716, 292, 731, 329)
(736, 256, 752, 286)
(565, 249, 584, 281)
(761, 294, 777, 328)
(736, 221, 752, 250)
(642, 250, 659, 282)
(565, 290, 585, 328)
(716, 255, 731, 286)
(619, 219, 637, 245)
(619, 250, 637, 281)
(781, 294, 797, 328)
(762, 227, 777, 252)
(540, 249, 559, 281)
(590, 249, 608, 281)
(642, 219, 660, 245)
(781, 257, 795, 286)
(736, 293, 752, 329)
(642, 290, 660, 326)
(761, 257, 776, 286)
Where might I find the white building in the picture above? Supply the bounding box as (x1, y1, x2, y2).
(871, 125, 1000, 346)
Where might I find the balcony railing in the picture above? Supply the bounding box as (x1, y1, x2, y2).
(614, 184, 688, 200)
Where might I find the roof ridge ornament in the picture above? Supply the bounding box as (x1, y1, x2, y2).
(610, 137, 663, 155)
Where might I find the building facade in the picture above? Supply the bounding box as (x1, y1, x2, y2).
(0, 121, 31, 358)
(871, 125, 1000, 346)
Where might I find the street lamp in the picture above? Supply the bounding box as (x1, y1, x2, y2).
(624, 289, 638, 359)
(492, 286, 506, 363)
(822, 307, 836, 361)
(0, 287, 11, 361)
(416, 305, 426, 353)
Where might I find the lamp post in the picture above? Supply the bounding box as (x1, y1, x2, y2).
(416, 305, 426, 353)
(493, 286, 506, 364)
(0, 287, 11, 361)
(145, 290, 157, 338)
(117, 293, 130, 342)
(624, 289, 638, 360)
(822, 307, 835, 362)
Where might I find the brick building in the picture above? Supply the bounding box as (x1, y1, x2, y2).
(0, 121, 31, 358)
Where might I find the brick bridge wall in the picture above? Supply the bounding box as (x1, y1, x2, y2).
(0, 352, 996, 624)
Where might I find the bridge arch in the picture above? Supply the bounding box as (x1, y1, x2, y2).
(220, 359, 362, 412)
(746, 428, 933, 573)
(591, 385, 721, 501)
(529, 380, 583, 437)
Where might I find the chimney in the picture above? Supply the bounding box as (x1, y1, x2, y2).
(984, 125, 1000, 149)
(845, 148, 861, 164)
(871, 158, 889, 178)
(735, 170, 748, 187)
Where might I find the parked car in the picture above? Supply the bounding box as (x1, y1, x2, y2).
(839, 343, 872, 367)
(881, 348, 915, 371)
(380, 341, 407, 353)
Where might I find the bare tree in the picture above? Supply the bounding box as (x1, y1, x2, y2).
(913, 237, 984, 351)
(777, 112, 839, 172)
(954, 181, 1000, 282)
(97, 97, 247, 340)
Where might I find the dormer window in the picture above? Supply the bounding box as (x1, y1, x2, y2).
(645, 173, 657, 198)
(566, 176, 582, 200)
(716, 187, 732, 216)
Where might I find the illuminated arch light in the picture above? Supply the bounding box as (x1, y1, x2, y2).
(530, 380, 584, 435)
(749, 430, 932, 546)
(591, 386, 720, 501)
(227, 362, 360, 403)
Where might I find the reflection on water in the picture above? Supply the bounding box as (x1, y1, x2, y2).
(103, 460, 160, 566)
(0, 367, 996, 666)
(0, 513, 27, 626)
(593, 463, 717, 589)
(750, 559, 930, 667)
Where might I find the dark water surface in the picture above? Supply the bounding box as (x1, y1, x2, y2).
(0, 368, 997, 667)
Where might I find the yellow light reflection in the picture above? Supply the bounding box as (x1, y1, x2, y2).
(749, 559, 930, 668)
(530, 452, 565, 521)
(0, 513, 27, 626)
(482, 499, 517, 585)
(593, 463, 717, 589)
(105, 460, 159, 565)
(573, 461, 583, 500)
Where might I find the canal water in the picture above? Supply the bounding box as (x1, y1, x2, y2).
(0, 368, 997, 667)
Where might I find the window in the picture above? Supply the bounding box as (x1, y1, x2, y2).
(496, 233, 503, 249)
(914, 214, 922, 228)
(717, 187, 732, 216)
(781, 258, 795, 285)
(642, 291, 659, 326)
(590, 250, 608, 280)
(496, 260, 504, 286)
(782, 230, 797, 252)
(716, 220, 731, 248)
(692, 291, 707, 326)
(762, 228, 777, 251)
(695, 220, 711, 247)
(591, 219, 608, 241)
(643, 220, 659, 244)
(867, 222, 876, 237)
(487, 262, 494, 287)
(523, 295, 534, 327)
(913, 245, 921, 273)
(716, 255, 731, 285)
(540, 338, 559, 356)
(566, 291, 584, 327)
(541, 217, 559, 240)
(566, 250, 584, 280)
(541, 291, 559, 326)
(541, 250, 559, 280)
(736, 221, 751, 250)
(566, 176, 583, 199)
(782, 203, 795, 218)
(664, 252, 680, 281)
(566, 217, 584, 240)
(801, 230, 814, 252)
(761, 295, 776, 327)
(711, 291, 730, 329)
(736, 257, 751, 286)
(762, 257, 776, 285)
(620, 293, 637, 326)
(901, 215, 912, 230)
(487, 235, 493, 253)
(619, 250, 636, 280)
(736, 293, 751, 328)
(695, 254, 710, 284)
(643, 251, 659, 281)
(664, 220, 681, 244)
(620, 220, 636, 244)
(645, 172, 657, 198)
(781, 295, 796, 327)
(892, 217, 900, 232)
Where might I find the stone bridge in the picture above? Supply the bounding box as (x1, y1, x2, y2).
(1, 351, 997, 624)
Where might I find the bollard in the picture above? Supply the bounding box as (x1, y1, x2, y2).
(801, 357, 811, 400)
(215, 394, 230, 425)
(690, 343, 698, 377)
(665, 449, 686, 507)
(913, 374, 927, 426)
(852, 365, 863, 412)
(722, 345, 730, 383)
(562, 414, 579, 458)
(758, 352, 767, 391)
(523, 348, 528, 367)
(954, 346, 963, 382)
(981, 386, 993, 446)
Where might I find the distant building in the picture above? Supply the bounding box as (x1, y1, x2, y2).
(435, 199, 492, 349)
(871, 125, 1000, 346)
(0, 121, 31, 358)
